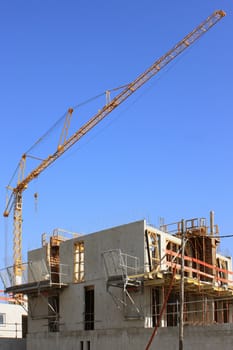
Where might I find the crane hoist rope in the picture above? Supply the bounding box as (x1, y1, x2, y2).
(3, 10, 226, 284)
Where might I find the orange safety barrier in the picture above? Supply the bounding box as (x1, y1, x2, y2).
(166, 250, 233, 286)
(0, 290, 16, 303)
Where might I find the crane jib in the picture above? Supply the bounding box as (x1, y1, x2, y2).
(3, 10, 226, 280)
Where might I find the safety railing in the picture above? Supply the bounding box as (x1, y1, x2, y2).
(0, 260, 70, 290)
(165, 249, 233, 288)
(102, 249, 140, 280)
(0, 322, 25, 338)
(149, 296, 233, 327)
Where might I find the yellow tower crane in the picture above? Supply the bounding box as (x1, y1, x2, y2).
(3, 10, 226, 284)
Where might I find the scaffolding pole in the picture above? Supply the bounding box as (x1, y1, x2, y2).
(179, 219, 185, 350)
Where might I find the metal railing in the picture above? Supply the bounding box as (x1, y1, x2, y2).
(0, 260, 70, 290)
(150, 296, 233, 327)
(166, 249, 233, 288)
(0, 322, 25, 338)
(102, 249, 140, 279)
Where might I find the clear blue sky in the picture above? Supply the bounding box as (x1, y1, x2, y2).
(0, 0, 233, 269)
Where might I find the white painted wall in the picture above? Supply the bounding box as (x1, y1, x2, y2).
(0, 303, 27, 338)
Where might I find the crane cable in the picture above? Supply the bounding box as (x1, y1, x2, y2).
(27, 84, 129, 156)
(144, 266, 177, 350)
(6, 41, 198, 190)
(6, 84, 130, 190)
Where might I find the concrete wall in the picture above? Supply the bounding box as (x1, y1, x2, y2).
(0, 338, 26, 350)
(26, 220, 233, 349)
(58, 220, 146, 331)
(60, 220, 146, 282)
(28, 220, 147, 334)
(28, 295, 49, 334)
(26, 324, 233, 350)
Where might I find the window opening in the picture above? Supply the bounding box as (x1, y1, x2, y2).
(74, 242, 84, 282)
(167, 292, 179, 326)
(0, 313, 6, 326)
(146, 230, 160, 271)
(48, 295, 59, 332)
(50, 244, 60, 283)
(151, 288, 160, 327)
(22, 315, 28, 338)
(85, 286, 94, 330)
(214, 300, 229, 324)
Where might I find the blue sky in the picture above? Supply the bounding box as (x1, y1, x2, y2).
(0, 0, 233, 268)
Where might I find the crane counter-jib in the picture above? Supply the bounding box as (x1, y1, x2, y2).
(2, 9, 226, 283)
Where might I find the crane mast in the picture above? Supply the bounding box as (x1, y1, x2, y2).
(3, 10, 225, 283)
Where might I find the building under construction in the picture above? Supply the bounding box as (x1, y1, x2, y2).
(0, 8, 231, 350)
(1, 211, 233, 350)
